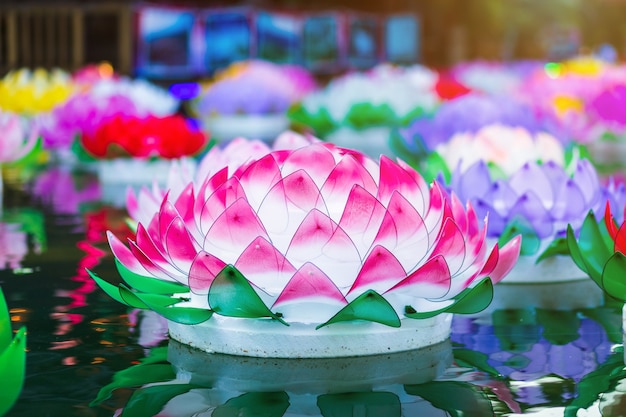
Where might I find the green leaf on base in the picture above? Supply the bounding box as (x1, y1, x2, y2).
(602, 252, 626, 301)
(209, 265, 286, 325)
(316, 290, 400, 329)
(0, 327, 26, 417)
(535, 237, 569, 264)
(115, 259, 189, 294)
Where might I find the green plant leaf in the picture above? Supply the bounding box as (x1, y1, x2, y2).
(0, 327, 26, 417)
(87, 270, 130, 306)
(423, 152, 451, 184)
(90, 363, 176, 406)
(498, 217, 540, 256)
(317, 392, 401, 417)
(287, 104, 336, 137)
(119, 286, 212, 325)
(209, 265, 286, 324)
(566, 224, 589, 276)
(317, 290, 400, 329)
(453, 348, 502, 378)
(405, 278, 494, 319)
(345, 102, 398, 129)
(602, 252, 626, 301)
(212, 392, 290, 417)
(405, 381, 494, 417)
(115, 259, 189, 294)
(0, 288, 11, 352)
(535, 237, 569, 264)
(577, 211, 612, 282)
(120, 384, 199, 417)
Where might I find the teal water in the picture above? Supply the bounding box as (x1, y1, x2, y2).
(2, 166, 626, 417)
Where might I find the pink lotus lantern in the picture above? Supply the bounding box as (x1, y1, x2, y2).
(91, 142, 520, 358)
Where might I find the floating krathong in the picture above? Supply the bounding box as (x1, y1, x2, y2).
(91, 142, 520, 358)
(194, 60, 316, 142)
(0, 68, 74, 115)
(80, 114, 208, 201)
(290, 64, 440, 158)
(394, 94, 565, 167)
(39, 77, 179, 155)
(445, 155, 626, 283)
(568, 203, 626, 365)
(432, 124, 565, 178)
(567, 203, 626, 301)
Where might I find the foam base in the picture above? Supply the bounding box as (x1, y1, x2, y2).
(168, 314, 452, 358)
(203, 114, 290, 142)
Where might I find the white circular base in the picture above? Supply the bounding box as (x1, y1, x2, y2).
(97, 158, 173, 185)
(476, 279, 604, 315)
(325, 126, 394, 159)
(203, 114, 290, 142)
(495, 237, 588, 284)
(502, 254, 589, 283)
(168, 314, 452, 358)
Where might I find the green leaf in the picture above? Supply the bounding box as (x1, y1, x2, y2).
(120, 286, 213, 325)
(453, 348, 502, 378)
(566, 224, 589, 276)
(118, 285, 182, 310)
(317, 290, 400, 329)
(317, 392, 401, 417)
(90, 364, 176, 406)
(146, 303, 213, 325)
(209, 265, 286, 324)
(345, 102, 398, 129)
(0, 327, 26, 417)
(287, 104, 336, 138)
(423, 152, 451, 184)
(405, 278, 494, 319)
(120, 384, 198, 417)
(498, 217, 540, 256)
(486, 162, 507, 181)
(602, 252, 626, 301)
(115, 259, 189, 294)
(535, 237, 569, 264)
(387, 129, 425, 169)
(212, 392, 290, 417)
(577, 211, 612, 282)
(405, 381, 494, 417)
(88, 270, 130, 306)
(0, 288, 12, 352)
(535, 309, 580, 345)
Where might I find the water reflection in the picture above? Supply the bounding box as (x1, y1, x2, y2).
(0, 207, 45, 272)
(95, 339, 511, 417)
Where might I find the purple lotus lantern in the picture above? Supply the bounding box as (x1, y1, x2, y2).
(394, 93, 567, 168)
(90, 141, 520, 358)
(193, 60, 316, 142)
(447, 156, 626, 283)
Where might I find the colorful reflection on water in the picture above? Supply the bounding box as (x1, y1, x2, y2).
(2, 163, 626, 417)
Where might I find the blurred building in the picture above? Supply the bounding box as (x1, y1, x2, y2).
(1, 0, 625, 77)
